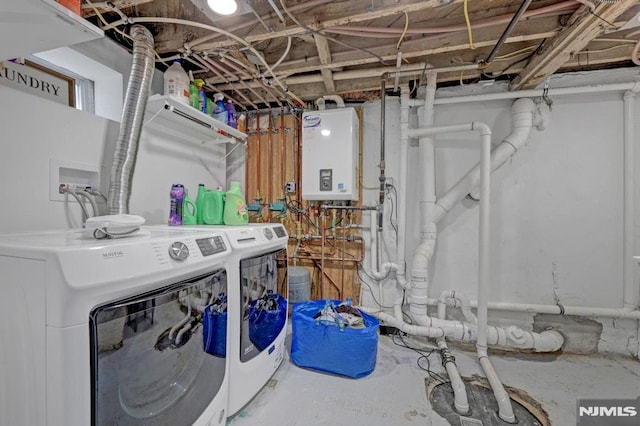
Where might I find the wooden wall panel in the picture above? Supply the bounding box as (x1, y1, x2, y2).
(244, 110, 364, 304)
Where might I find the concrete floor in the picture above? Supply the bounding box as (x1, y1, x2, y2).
(227, 328, 640, 426)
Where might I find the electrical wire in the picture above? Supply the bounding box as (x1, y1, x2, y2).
(463, 0, 476, 50)
(356, 266, 395, 309)
(84, 0, 168, 67)
(396, 12, 409, 50)
(392, 331, 451, 384)
(385, 183, 399, 239)
(118, 17, 305, 106)
(278, 0, 390, 66)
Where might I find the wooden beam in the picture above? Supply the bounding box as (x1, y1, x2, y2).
(276, 28, 560, 78)
(511, 0, 637, 90)
(313, 34, 336, 93)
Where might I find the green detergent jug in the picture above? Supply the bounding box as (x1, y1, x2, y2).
(202, 189, 225, 225)
(182, 190, 197, 225)
(224, 181, 248, 225)
(195, 184, 207, 225)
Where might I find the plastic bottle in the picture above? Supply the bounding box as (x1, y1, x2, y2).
(194, 79, 208, 114)
(212, 94, 228, 125)
(188, 71, 199, 110)
(168, 184, 185, 226)
(226, 100, 238, 129)
(195, 183, 207, 225)
(223, 181, 248, 225)
(202, 189, 225, 225)
(237, 113, 246, 133)
(182, 190, 197, 225)
(164, 60, 189, 105)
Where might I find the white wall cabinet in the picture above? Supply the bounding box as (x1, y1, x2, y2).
(0, 0, 103, 61)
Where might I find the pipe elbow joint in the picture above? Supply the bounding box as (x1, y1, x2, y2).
(472, 121, 492, 136)
(532, 330, 564, 352)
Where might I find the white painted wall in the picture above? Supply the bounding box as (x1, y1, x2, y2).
(0, 83, 226, 233)
(429, 92, 626, 309)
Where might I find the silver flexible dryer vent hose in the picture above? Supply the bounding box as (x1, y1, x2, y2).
(108, 24, 155, 214)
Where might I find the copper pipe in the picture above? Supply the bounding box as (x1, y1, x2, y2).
(341, 220, 346, 297)
(290, 254, 363, 262)
(320, 211, 325, 299)
(294, 112, 302, 223)
(267, 109, 273, 207)
(255, 111, 262, 204)
(280, 111, 286, 194)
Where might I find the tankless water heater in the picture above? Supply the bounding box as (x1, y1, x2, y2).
(301, 108, 359, 201)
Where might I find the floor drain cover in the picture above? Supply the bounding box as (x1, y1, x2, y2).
(427, 375, 549, 426)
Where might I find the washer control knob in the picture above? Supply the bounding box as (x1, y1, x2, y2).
(169, 241, 189, 261)
(263, 227, 274, 240)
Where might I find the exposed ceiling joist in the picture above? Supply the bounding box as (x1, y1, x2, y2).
(313, 34, 336, 93)
(194, 0, 464, 51)
(512, 0, 638, 90)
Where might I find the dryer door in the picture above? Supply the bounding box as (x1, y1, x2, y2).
(89, 269, 228, 426)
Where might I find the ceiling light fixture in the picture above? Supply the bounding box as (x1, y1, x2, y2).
(206, 0, 238, 15)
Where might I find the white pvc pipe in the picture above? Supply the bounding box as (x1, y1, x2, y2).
(623, 90, 638, 310)
(321, 95, 345, 108)
(437, 291, 470, 415)
(426, 298, 640, 320)
(396, 85, 410, 289)
(478, 353, 515, 423)
(409, 73, 438, 324)
(476, 123, 515, 423)
(364, 308, 564, 351)
(433, 81, 640, 105)
(406, 120, 516, 422)
(437, 338, 470, 414)
(438, 290, 477, 325)
(432, 98, 535, 223)
(369, 210, 398, 280)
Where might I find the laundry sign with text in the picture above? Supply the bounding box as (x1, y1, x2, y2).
(0, 60, 74, 107)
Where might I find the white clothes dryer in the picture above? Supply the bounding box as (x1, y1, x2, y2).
(0, 226, 233, 426)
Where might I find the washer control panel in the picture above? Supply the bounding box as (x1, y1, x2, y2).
(196, 235, 227, 256)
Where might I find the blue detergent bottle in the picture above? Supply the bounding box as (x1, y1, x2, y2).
(226, 100, 238, 129)
(212, 94, 228, 125)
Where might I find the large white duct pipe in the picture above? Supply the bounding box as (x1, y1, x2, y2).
(108, 25, 155, 214)
(408, 72, 438, 325)
(432, 98, 536, 224)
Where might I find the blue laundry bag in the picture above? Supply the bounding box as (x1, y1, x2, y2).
(203, 306, 227, 357)
(249, 292, 287, 351)
(290, 299, 379, 379)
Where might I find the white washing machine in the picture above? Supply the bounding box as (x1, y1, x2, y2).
(223, 224, 289, 416)
(0, 226, 233, 426)
(165, 223, 289, 416)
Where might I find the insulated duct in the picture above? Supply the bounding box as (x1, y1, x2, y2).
(108, 25, 155, 214)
